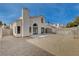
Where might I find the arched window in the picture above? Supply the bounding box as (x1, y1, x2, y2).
(33, 23, 38, 34)
(33, 23, 38, 26)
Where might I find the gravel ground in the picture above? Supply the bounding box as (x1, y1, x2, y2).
(0, 36, 53, 56)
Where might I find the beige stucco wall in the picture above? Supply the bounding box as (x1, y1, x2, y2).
(12, 20, 22, 37)
(30, 16, 46, 35)
(12, 8, 47, 37)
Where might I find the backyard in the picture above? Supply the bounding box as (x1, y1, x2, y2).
(0, 28, 79, 56)
(0, 36, 53, 56)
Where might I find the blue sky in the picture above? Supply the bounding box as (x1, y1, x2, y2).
(0, 3, 79, 25)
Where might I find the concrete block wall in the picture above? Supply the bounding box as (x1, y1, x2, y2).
(0, 28, 2, 38)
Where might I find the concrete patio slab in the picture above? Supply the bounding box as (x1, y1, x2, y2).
(27, 34, 79, 56)
(0, 36, 54, 56)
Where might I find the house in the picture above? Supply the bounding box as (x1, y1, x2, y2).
(11, 8, 60, 38)
(12, 8, 47, 37)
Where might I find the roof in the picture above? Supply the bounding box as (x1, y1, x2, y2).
(10, 17, 22, 25)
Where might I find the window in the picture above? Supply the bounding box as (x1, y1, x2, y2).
(33, 23, 38, 35)
(17, 26, 20, 34)
(41, 27, 44, 34)
(29, 26, 31, 33)
(41, 17, 44, 23)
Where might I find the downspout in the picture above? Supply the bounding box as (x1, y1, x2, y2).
(22, 8, 23, 38)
